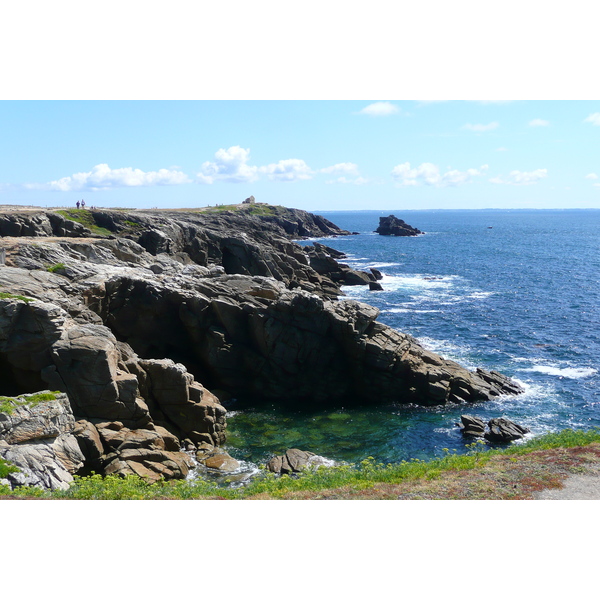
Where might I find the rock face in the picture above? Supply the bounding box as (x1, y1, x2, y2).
(0, 391, 85, 490)
(0, 205, 524, 485)
(376, 215, 422, 236)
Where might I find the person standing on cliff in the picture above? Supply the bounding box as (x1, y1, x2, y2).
(81, 199, 86, 209)
(76, 201, 80, 209)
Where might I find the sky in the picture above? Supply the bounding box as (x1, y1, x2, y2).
(1, 99, 600, 212)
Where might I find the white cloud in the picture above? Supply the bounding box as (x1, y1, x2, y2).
(496, 147, 509, 152)
(326, 176, 369, 185)
(391, 162, 488, 187)
(320, 162, 359, 175)
(259, 159, 313, 181)
(584, 113, 600, 126)
(529, 119, 550, 127)
(197, 146, 259, 184)
(25, 163, 190, 192)
(585, 173, 598, 180)
(489, 169, 548, 185)
(463, 122, 499, 132)
(358, 102, 399, 116)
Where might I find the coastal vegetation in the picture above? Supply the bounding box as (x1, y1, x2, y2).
(1, 429, 599, 500)
(0, 291, 34, 303)
(56, 209, 112, 236)
(0, 391, 61, 415)
(45, 262, 65, 273)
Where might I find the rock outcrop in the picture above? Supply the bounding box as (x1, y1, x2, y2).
(375, 215, 422, 236)
(0, 391, 85, 490)
(0, 205, 524, 486)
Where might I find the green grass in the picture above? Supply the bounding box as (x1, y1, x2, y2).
(2, 428, 600, 500)
(45, 262, 66, 273)
(202, 203, 280, 216)
(0, 391, 61, 415)
(0, 457, 20, 479)
(0, 291, 34, 303)
(56, 209, 112, 236)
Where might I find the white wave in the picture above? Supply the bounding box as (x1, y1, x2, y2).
(365, 262, 402, 269)
(465, 291, 494, 300)
(382, 308, 441, 314)
(378, 274, 458, 293)
(519, 365, 597, 379)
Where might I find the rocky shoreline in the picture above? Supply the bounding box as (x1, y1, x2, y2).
(0, 203, 523, 490)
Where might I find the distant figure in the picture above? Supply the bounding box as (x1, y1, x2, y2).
(76, 201, 80, 209)
(81, 199, 86, 208)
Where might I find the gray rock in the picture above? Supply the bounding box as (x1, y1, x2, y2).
(457, 415, 486, 437)
(0, 391, 85, 490)
(375, 215, 422, 236)
(484, 417, 530, 443)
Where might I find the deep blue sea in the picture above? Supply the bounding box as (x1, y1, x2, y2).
(224, 209, 600, 471)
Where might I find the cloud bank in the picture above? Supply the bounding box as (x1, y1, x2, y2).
(391, 162, 488, 187)
(489, 169, 548, 185)
(358, 102, 399, 116)
(25, 164, 190, 192)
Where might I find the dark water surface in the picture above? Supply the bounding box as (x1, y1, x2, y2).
(224, 210, 600, 467)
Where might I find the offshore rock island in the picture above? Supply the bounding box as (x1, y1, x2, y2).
(0, 203, 523, 490)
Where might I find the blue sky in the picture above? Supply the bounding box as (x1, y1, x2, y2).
(1, 100, 600, 211)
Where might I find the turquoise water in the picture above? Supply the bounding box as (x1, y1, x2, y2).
(224, 209, 600, 467)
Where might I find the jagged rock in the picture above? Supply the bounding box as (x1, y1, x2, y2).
(266, 448, 333, 474)
(0, 391, 85, 490)
(312, 242, 347, 259)
(376, 215, 422, 236)
(370, 268, 383, 280)
(457, 415, 486, 437)
(456, 415, 530, 443)
(484, 418, 530, 443)
(369, 282, 384, 291)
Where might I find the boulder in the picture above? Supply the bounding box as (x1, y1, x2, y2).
(266, 448, 333, 475)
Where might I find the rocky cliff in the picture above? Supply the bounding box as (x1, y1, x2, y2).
(0, 204, 523, 489)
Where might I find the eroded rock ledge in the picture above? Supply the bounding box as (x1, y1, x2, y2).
(0, 205, 523, 488)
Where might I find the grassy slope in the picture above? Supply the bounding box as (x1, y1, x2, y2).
(1, 429, 599, 500)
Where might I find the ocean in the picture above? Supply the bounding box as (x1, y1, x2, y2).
(224, 209, 600, 470)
